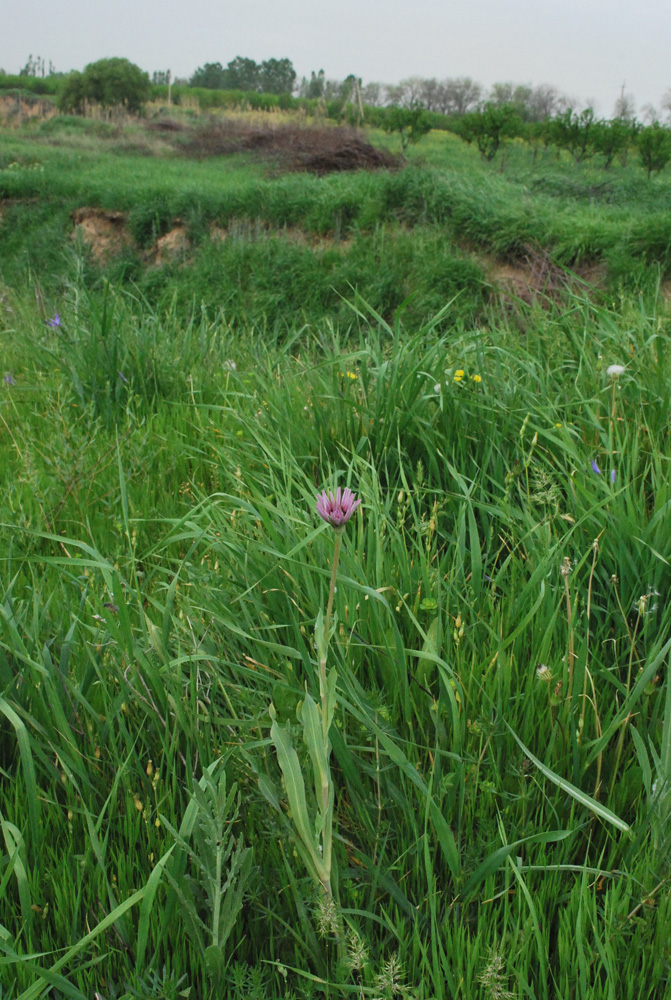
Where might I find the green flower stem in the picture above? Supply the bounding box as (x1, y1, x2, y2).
(323, 529, 342, 651)
(320, 529, 342, 741)
(321, 529, 345, 956)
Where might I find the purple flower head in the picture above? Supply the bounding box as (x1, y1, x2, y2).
(610, 469, 616, 484)
(46, 313, 61, 329)
(3, 372, 14, 386)
(316, 487, 361, 530)
(592, 459, 601, 475)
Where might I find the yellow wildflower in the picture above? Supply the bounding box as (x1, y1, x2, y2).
(453, 370, 465, 382)
(470, 374, 482, 383)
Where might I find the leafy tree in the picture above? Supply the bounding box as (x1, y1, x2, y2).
(224, 56, 260, 91)
(258, 58, 296, 95)
(57, 71, 86, 114)
(592, 117, 637, 168)
(59, 57, 149, 114)
(548, 108, 597, 161)
(190, 62, 227, 89)
(383, 105, 432, 152)
(456, 103, 521, 160)
(636, 122, 671, 178)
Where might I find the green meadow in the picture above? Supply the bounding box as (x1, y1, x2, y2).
(1, 114, 671, 999)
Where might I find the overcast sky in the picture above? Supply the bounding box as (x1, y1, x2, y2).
(3, 0, 670, 116)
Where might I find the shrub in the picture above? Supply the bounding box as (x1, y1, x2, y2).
(58, 57, 150, 115)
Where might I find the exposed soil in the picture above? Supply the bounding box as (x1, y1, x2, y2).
(0, 94, 57, 125)
(70, 207, 130, 262)
(154, 225, 189, 263)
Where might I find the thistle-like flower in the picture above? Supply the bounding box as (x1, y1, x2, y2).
(316, 487, 361, 530)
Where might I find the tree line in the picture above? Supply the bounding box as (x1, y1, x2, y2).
(189, 57, 296, 96)
(7, 51, 671, 125)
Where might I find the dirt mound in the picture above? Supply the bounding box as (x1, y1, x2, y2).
(180, 119, 399, 174)
(71, 207, 130, 261)
(154, 225, 189, 263)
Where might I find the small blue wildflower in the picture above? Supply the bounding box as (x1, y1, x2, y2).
(592, 459, 601, 475)
(610, 469, 616, 484)
(46, 313, 61, 328)
(3, 372, 14, 385)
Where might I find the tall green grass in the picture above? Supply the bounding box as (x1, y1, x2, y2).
(1, 269, 670, 996)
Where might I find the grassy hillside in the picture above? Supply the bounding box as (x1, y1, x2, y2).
(1, 118, 671, 999)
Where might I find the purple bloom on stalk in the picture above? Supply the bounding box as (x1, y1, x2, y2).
(46, 313, 61, 328)
(3, 373, 14, 385)
(611, 469, 616, 484)
(592, 459, 601, 475)
(316, 487, 361, 530)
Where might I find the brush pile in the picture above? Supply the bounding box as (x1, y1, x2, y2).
(179, 118, 399, 174)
